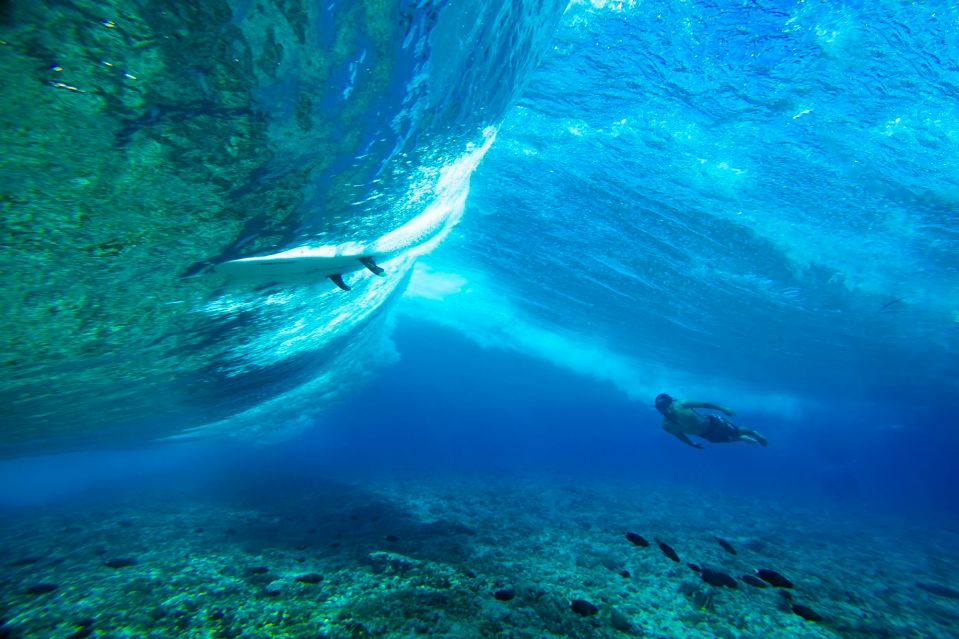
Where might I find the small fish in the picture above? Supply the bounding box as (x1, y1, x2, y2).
(11, 556, 42, 566)
(700, 568, 738, 589)
(625, 531, 649, 547)
(66, 627, 94, 639)
(24, 583, 58, 595)
(104, 557, 138, 569)
(755, 568, 793, 588)
(687, 563, 702, 572)
(741, 574, 768, 588)
(655, 538, 680, 562)
(792, 604, 822, 622)
(917, 582, 959, 600)
(714, 537, 737, 555)
(493, 588, 515, 601)
(570, 599, 599, 616)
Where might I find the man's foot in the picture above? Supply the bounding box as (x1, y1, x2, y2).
(741, 431, 767, 446)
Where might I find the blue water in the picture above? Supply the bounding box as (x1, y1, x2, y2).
(3, 0, 959, 636)
(392, 0, 959, 514)
(6, 317, 955, 515)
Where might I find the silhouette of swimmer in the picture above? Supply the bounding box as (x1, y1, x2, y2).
(654, 393, 767, 449)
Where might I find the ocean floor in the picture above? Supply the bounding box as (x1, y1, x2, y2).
(1, 472, 957, 639)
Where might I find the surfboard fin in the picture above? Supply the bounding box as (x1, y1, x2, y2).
(328, 273, 351, 291)
(359, 256, 385, 276)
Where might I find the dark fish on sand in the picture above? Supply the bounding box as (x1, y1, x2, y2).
(67, 626, 94, 639)
(104, 557, 138, 569)
(570, 599, 599, 616)
(700, 568, 738, 588)
(24, 583, 58, 595)
(714, 537, 737, 555)
(755, 568, 793, 588)
(494, 588, 515, 601)
(625, 531, 649, 547)
(11, 556, 41, 566)
(655, 539, 680, 562)
(917, 582, 959, 600)
(741, 574, 768, 588)
(687, 563, 701, 572)
(792, 604, 822, 622)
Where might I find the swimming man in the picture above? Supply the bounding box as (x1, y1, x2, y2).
(654, 393, 767, 449)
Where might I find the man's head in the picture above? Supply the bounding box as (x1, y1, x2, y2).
(654, 393, 673, 413)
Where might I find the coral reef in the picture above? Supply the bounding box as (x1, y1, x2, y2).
(0, 477, 956, 638)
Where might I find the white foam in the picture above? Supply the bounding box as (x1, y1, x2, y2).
(182, 132, 499, 440)
(372, 128, 496, 256)
(402, 261, 807, 420)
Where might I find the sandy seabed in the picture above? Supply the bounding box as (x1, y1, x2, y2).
(1, 473, 957, 638)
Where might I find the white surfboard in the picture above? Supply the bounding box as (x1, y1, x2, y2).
(218, 130, 493, 290)
(215, 175, 469, 291)
(214, 245, 391, 290)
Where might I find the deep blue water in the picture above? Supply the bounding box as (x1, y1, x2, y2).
(4, 317, 957, 522)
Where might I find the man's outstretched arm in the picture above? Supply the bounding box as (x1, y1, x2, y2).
(672, 432, 705, 449)
(680, 400, 735, 415)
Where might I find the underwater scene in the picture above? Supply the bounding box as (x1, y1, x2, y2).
(2, 0, 958, 637)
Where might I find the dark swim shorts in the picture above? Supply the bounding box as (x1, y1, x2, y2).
(701, 415, 739, 443)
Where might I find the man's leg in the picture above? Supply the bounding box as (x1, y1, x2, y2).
(737, 427, 767, 446)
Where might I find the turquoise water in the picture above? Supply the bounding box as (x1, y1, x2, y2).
(2, 0, 959, 637)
